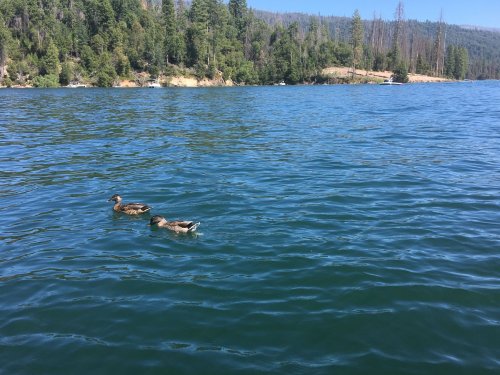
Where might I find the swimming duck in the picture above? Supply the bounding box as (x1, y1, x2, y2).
(149, 215, 200, 233)
(108, 194, 151, 215)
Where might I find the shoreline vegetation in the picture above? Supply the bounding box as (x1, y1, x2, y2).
(0, 66, 453, 88)
(0, 62, 454, 88)
(0, 1, 496, 89)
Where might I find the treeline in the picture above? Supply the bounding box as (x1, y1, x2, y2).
(0, 0, 349, 86)
(0, 0, 495, 87)
(256, 7, 500, 80)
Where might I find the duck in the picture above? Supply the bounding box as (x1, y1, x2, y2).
(149, 215, 200, 233)
(108, 194, 151, 215)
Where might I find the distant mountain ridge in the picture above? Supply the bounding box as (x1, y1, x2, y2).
(460, 25, 500, 33)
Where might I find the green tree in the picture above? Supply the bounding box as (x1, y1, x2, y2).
(127, 20, 145, 69)
(445, 45, 469, 79)
(113, 47, 131, 76)
(81, 45, 98, 73)
(389, 1, 404, 70)
(41, 41, 60, 76)
(85, 0, 116, 35)
(59, 61, 73, 85)
(271, 22, 303, 84)
(350, 9, 363, 76)
(33, 74, 60, 87)
(163, 0, 176, 64)
(0, 15, 11, 78)
(454, 47, 468, 80)
(228, 0, 247, 42)
(112, 0, 141, 26)
(96, 52, 117, 87)
(187, 0, 210, 66)
(373, 52, 386, 71)
(392, 62, 409, 83)
(173, 0, 188, 64)
(445, 45, 456, 78)
(416, 53, 430, 75)
(142, 12, 165, 74)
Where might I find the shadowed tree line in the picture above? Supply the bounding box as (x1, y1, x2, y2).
(0, 0, 492, 87)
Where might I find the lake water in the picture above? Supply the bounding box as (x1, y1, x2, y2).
(1, 82, 499, 374)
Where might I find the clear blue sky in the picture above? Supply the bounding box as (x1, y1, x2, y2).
(246, 0, 500, 29)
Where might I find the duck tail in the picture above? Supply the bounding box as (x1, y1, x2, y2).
(188, 222, 201, 232)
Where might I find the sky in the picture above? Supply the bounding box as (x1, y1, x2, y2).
(245, 0, 500, 29)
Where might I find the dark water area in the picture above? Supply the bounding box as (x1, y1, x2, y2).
(1, 82, 499, 374)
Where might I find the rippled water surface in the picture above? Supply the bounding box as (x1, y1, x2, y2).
(1, 82, 500, 374)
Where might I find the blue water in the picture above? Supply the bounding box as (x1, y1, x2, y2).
(1, 82, 500, 374)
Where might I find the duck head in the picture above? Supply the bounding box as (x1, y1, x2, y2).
(108, 194, 122, 203)
(149, 215, 165, 226)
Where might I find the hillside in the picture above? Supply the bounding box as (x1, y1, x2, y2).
(0, 0, 498, 88)
(254, 10, 500, 80)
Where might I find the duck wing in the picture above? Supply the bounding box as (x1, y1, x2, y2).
(170, 220, 200, 232)
(170, 220, 194, 228)
(121, 203, 151, 213)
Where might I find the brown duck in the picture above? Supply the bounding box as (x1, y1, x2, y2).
(108, 194, 151, 215)
(149, 215, 200, 233)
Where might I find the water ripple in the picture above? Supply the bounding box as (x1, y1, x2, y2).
(1, 83, 500, 374)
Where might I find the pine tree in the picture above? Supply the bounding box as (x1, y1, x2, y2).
(350, 9, 363, 76)
(187, 0, 210, 67)
(454, 47, 468, 80)
(445, 45, 456, 78)
(173, 0, 187, 65)
(389, 1, 405, 70)
(228, 0, 247, 41)
(41, 41, 60, 76)
(0, 16, 10, 80)
(163, 0, 176, 64)
(59, 61, 73, 85)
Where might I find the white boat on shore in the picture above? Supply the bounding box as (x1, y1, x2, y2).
(147, 79, 161, 88)
(66, 82, 87, 88)
(379, 77, 402, 86)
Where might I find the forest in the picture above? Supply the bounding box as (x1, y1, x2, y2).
(0, 0, 498, 87)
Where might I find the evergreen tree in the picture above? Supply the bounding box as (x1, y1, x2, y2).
(454, 47, 468, 80)
(85, 0, 116, 36)
(173, 0, 188, 65)
(187, 0, 210, 67)
(127, 20, 146, 69)
(228, 0, 247, 41)
(445, 45, 456, 78)
(0, 16, 11, 80)
(96, 52, 117, 87)
(41, 41, 60, 76)
(350, 9, 363, 75)
(389, 1, 405, 70)
(416, 53, 430, 75)
(59, 61, 73, 85)
(113, 46, 131, 76)
(163, 0, 176, 64)
(392, 61, 409, 83)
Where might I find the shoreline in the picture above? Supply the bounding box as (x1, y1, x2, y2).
(321, 66, 452, 83)
(0, 68, 459, 89)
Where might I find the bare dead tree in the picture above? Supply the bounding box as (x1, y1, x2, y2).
(433, 11, 446, 76)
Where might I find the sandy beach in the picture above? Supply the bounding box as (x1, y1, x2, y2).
(322, 66, 451, 83)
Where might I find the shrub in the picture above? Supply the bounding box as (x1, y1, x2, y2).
(392, 63, 409, 83)
(32, 74, 60, 87)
